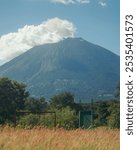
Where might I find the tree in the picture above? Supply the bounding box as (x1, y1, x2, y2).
(24, 97, 47, 112)
(106, 83, 120, 128)
(49, 92, 75, 109)
(107, 100, 120, 128)
(115, 82, 120, 99)
(94, 101, 109, 127)
(0, 77, 29, 124)
(56, 106, 78, 129)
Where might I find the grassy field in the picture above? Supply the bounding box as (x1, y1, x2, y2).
(0, 126, 119, 150)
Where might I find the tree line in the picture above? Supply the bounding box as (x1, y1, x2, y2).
(0, 77, 120, 129)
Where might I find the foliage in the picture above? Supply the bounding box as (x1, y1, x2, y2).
(56, 107, 78, 129)
(49, 92, 82, 113)
(107, 100, 120, 128)
(0, 77, 29, 124)
(17, 107, 78, 129)
(49, 92, 75, 109)
(94, 101, 109, 127)
(24, 97, 47, 112)
(17, 114, 40, 128)
(92, 100, 120, 128)
(115, 82, 120, 99)
(17, 113, 56, 129)
(0, 77, 120, 129)
(39, 113, 55, 128)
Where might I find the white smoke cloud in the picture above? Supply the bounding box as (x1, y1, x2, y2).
(51, 0, 90, 4)
(0, 18, 76, 65)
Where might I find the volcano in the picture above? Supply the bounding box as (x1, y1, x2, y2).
(0, 38, 120, 101)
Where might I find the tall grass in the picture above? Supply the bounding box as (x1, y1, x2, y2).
(0, 126, 119, 150)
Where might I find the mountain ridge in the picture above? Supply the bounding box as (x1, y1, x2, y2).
(0, 37, 120, 101)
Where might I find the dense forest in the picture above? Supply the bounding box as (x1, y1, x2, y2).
(0, 77, 120, 129)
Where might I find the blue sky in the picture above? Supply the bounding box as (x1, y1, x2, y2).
(0, 0, 119, 65)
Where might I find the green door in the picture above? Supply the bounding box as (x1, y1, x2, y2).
(79, 111, 93, 129)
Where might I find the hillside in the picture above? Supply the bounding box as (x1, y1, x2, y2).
(0, 38, 120, 101)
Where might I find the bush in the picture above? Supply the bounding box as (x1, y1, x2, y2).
(107, 101, 120, 128)
(56, 107, 78, 129)
(17, 114, 40, 128)
(107, 112, 120, 128)
(17, 107, 78, 129)
(39, 114, 56, 128)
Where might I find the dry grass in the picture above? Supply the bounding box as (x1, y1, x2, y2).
(0, 126, 119, 150)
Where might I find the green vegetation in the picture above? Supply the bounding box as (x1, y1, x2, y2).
(0, 77, 29, 124)
(0, 77, 120, 129)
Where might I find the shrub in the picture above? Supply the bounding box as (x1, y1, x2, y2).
(17, 114, 40, 128)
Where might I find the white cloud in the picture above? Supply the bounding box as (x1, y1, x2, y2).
(98, 1, 107, 7)
(51, 0, 90, 5)
(0, 18, 76, 65)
